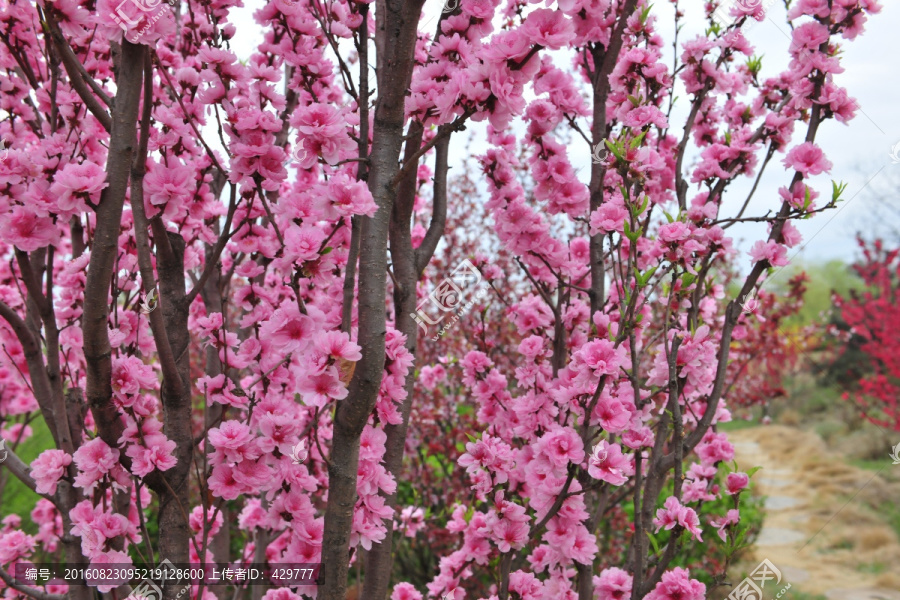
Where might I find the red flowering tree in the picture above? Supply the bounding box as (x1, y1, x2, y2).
(0, 1, 882, 600)
(833, 239, 900, 431)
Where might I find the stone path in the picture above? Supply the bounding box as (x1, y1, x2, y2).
(728, 426, 900, 600)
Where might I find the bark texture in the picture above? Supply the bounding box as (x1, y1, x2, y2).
(318, 1, 425, 598)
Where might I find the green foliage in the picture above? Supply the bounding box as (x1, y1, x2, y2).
(0, 418, 54, 534)
(641, 472, 765, 586)
(768, 259, 864, 328)
(716, 419, 759, 433)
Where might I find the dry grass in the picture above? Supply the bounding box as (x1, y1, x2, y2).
(727, 425, 900, 597)
(856, 527, 897, 552)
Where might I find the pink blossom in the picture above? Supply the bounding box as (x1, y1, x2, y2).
(644, 567, 706, 600)
(590, 203, 629, 234)
(111, 356, 158, 403)
(144, 160, 192, 217)
(390, 583, 423, 600)
(587, 441, 632, 486)
(292, 103, 355, 166)
(710, 509, 741, 542)
(725, 471, 750, 495)
(696, 431, 735, 465)
(748, 240, 789, 267)
(283, 224, 325, 263)
(30, 450, 72, 495)
(0, 205, 59, 251)
(49, 162, 107, 215)
(262, 589, 302, 600)
(208, 420, 255, 464)
(592, 394, 631, 434)
(521, 9, 575, 50)
(783, 142, 832, 176)
(259, 305, 316, 354)
(126, 438, 178, 477)
(327, 174, 379, 217)
(658, 221, 692, 244)
(535, 426, 585, 470)
(418, 364, 446, 391)
(72, 438, 120, 492)
(573, 339, 623, 379)
(208, 464, 243, 500)
(597, 567, 633, 600)
(298, 367, 349, 407)
(779, 220, 803, 248)
(653, 496, 703, 541)
(315, 330, 363, 361)
(0, 529, 36, 564)
(87, 550, 132, 592)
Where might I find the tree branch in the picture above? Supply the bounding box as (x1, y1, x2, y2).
(0, 565, 65, 600)
(414, 135, 449, 275)
(43, 13, 112, 131)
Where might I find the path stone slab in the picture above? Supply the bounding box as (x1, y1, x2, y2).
(732, 441, 762, 451)
(780, 566, 809, 583)
(765, 496, 801, 510)
(755, 527, 806, 546)
(825, 589, 900, 600)
(759, 477, 791, 487)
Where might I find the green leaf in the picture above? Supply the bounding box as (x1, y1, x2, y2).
(646, 531, 660, 554)
(747, 466, 763, 478)
(638, 195, 650, 216)
(605, 139, 625, 162)
(831, 180, 849, 203)
(629, 131, 647, 150)
(681, 273, 696, 288)
(630, 227, 642, 243)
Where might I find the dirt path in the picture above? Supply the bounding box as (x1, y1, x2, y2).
(729, 425, 900, 599)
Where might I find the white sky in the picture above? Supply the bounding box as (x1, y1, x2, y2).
(227, 0, 900, 265)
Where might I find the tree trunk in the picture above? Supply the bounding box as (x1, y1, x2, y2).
(201, 244, 231, 567)
(151, 231, 193, 600)
(317, 1, 425, 598)
(359, 120, 423, 600)
(83, 40, 145, 453)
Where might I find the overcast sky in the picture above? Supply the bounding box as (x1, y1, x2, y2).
(228, 1, 900, 265)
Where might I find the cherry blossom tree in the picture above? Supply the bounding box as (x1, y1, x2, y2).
(833, 239, 900, 432)
(0, 1, 883, 600)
